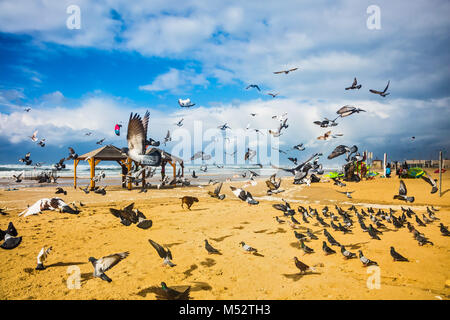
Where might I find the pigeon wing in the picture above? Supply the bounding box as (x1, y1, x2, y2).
(214, 182, 223, 196)
(99, 252, 129, 272)
(148, 239, 167, 259)
(127, 113, 146, 154)
(383, 80, 390, 93)
(399, 180, 407, 196)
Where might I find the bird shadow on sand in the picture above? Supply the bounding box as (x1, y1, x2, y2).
(210, 235, 232, 242)
(267, 228, 286, 234)
(290, 242, 301, 249)
(344, 241, 369, 250)
(136, 281, 211, 300)
(282, 271, 321, 282)
(186, 208, 208, 212)
(46, 261, 87, 268)
(252, 252, 265, 257)
(253, 229, 268, 233)
(80, 272, 94, 283)
(200, 258, 217, 267)
(165, 242, 183, 248)
(183, 264, 198, 278)
(440, 188, 450, 196)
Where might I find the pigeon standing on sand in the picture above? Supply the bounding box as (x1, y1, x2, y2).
(358, 250, 378, 266)
(88, 252, 129, 282)
(390, 247, 409, 262)
(0, 222, 22, 250)
(439, 223, 449, 236)
(36, 246, 52, 270)
(322, 241, 336, 255)
(239, 241, 258, 253)
(340, 246, 356, 259)
(204, 240, 220, 254)
(300, 240, 314, 254)
(393, 180, 414, 203)
(293, 257, 314, 274)
(148, 239, 176, 267)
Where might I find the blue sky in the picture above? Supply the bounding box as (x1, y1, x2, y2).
(0, 0, 449, 166)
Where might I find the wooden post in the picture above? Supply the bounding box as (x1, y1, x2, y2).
(73, 159, 78, 189)
(141, 164, 146, 189)
(127, 158, 132, 190)
(439, 151, 443, 197)
(383, 153, 387, 176)
(89, 157, 95, 190)
(171, 161, 176, 178)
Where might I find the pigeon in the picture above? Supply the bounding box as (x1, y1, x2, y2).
(368, 225, 381, 240)
(178, 98, 195, 108)
(275, 216, 285, 224)
(55, 187, 67, 195)
(291, 216, 301, 225)
(110, 203, 138, 225)
(66, 147, 78, 160)
(393, 180, 414, 203)
(294, 231, 307, 241)
(19, 152, 32, 165)
(0, 222, 22, 250)
(12, 172, 23, 183)
(317, 131, 332, 140)
(267, 93, 279, 98)
(239, 241, 257, 253)
(288, 157, 298, 165)
(160, 282, 191, 300)
(340, 246, 356, 259)
(421, 170, 438, 194)
(191, 170, 198, 179)
(293, 257, 314, 274)
(175, 118, 184, 127)
(439, 223, 449, 236)
(24, 107, 31, 112)
(358, 250, 378, 266)
(306, 228, 318, 240)
(96, 138, 105, 145)
(369, 80, 390, 97)
(217, 123, 231, 131)
(415, 215, 426, 227)
(0, 208, 7, 216)
(250, 113, 257, 116)
(413, 230, 433, 246)
(345, 77, 362, 90)
(85, 132, 92, 136)
(292, 143, 305, 151)
(246, 84, 261, 91)
(121, 111, 162, 166)
(204, 240, 220, 254)
(37, 138, 46, 147)
(148, 239, 176, 267)
(208, 182, 226, 200)
(322, 241, 336, 255)
(88, 252, 129, 282)
(191, 151, 211, 161)
(427, 207, 439, 221)
(274, 67, 298, 74)
(36, 246, 52, 270)
(332, 178, 346, 187)
(244, 148, 256, 161)
(163, 130, 172, 145)
(29, 130, 38, 142)
(54, 158, 66, 170)
(390, 247, 408, 262)
(299, 240, 314, 254)
(336, 190, 354, 198)
(336, 105, 366, 118)
(230, 186, 259, 205)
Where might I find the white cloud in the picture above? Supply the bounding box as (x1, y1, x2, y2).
(139, 68, 209, 93)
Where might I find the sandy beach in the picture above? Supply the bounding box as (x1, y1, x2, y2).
(0, 171, 449, 300)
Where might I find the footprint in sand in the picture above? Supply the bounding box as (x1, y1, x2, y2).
(200, 258, 216, 267)
(183, 264, 198, 278)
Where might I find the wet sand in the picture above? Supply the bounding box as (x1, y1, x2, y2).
(0, 171, 449, 300)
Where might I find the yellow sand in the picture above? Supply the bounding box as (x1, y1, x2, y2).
(0, 172, 449, 300)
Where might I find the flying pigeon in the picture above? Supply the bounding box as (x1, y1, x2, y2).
(369, 80, 390, 97)
(37, 138, 46, 147)
(267, 93, 279, 98)
(36, 246, 52, 270)
(208, 182, 226, 200)
(85, 132, 92, 136)
(230, 186, 259, 205)
(96, 138, 105, 145)
(178, 98, 195, 108)
(390, 247, 408, 262)
(12, 172, 23, 183)
(317, 131, 332, 140)
(358, 250, 378, 266)
(244, 148, 256, 161)
(24, 107, 31, 112)
(245, 84, 261, 91)
(239, 241, 258, 253)
(29, 130, 38, 142)
(273, 67, 298, 74)
(292, 143, 305, 151)
(175, 118, 184, 127)
(160, 282, 191, 300)
(218, 123, 231, 131)
(55, 187, 67, 195)
(89, 252, 129, 282)
(336, 190, 354, 198)
(336, 105, 366, 118)
(19, 152, 32, 165)
(204, 240, 220, 254)
(121, 111, 161, 166)
(54, 158, 66, 171)
(393, 180, 414, 203)
(421, 170, 438, 194)
(67, 147, 78, 160)
(148, 239, 176, 267)
(345, 77, 362, 90)
(191, 151, 211, 161)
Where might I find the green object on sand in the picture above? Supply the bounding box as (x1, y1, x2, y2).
(407, 167, 424, 178)
(326, 172, 344, 179)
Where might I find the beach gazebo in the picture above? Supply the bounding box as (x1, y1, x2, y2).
(74, 145, 130, 190)
(74, 145, 184, 191)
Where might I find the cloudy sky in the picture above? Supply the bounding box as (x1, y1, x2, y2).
(0, 0, 449, 166)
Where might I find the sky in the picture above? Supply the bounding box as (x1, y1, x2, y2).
(0, 0, 449, 167)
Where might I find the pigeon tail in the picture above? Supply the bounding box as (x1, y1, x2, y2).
(100, 273, 112, 282)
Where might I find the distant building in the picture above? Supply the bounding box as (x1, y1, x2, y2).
(405, 159, 449, 168)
